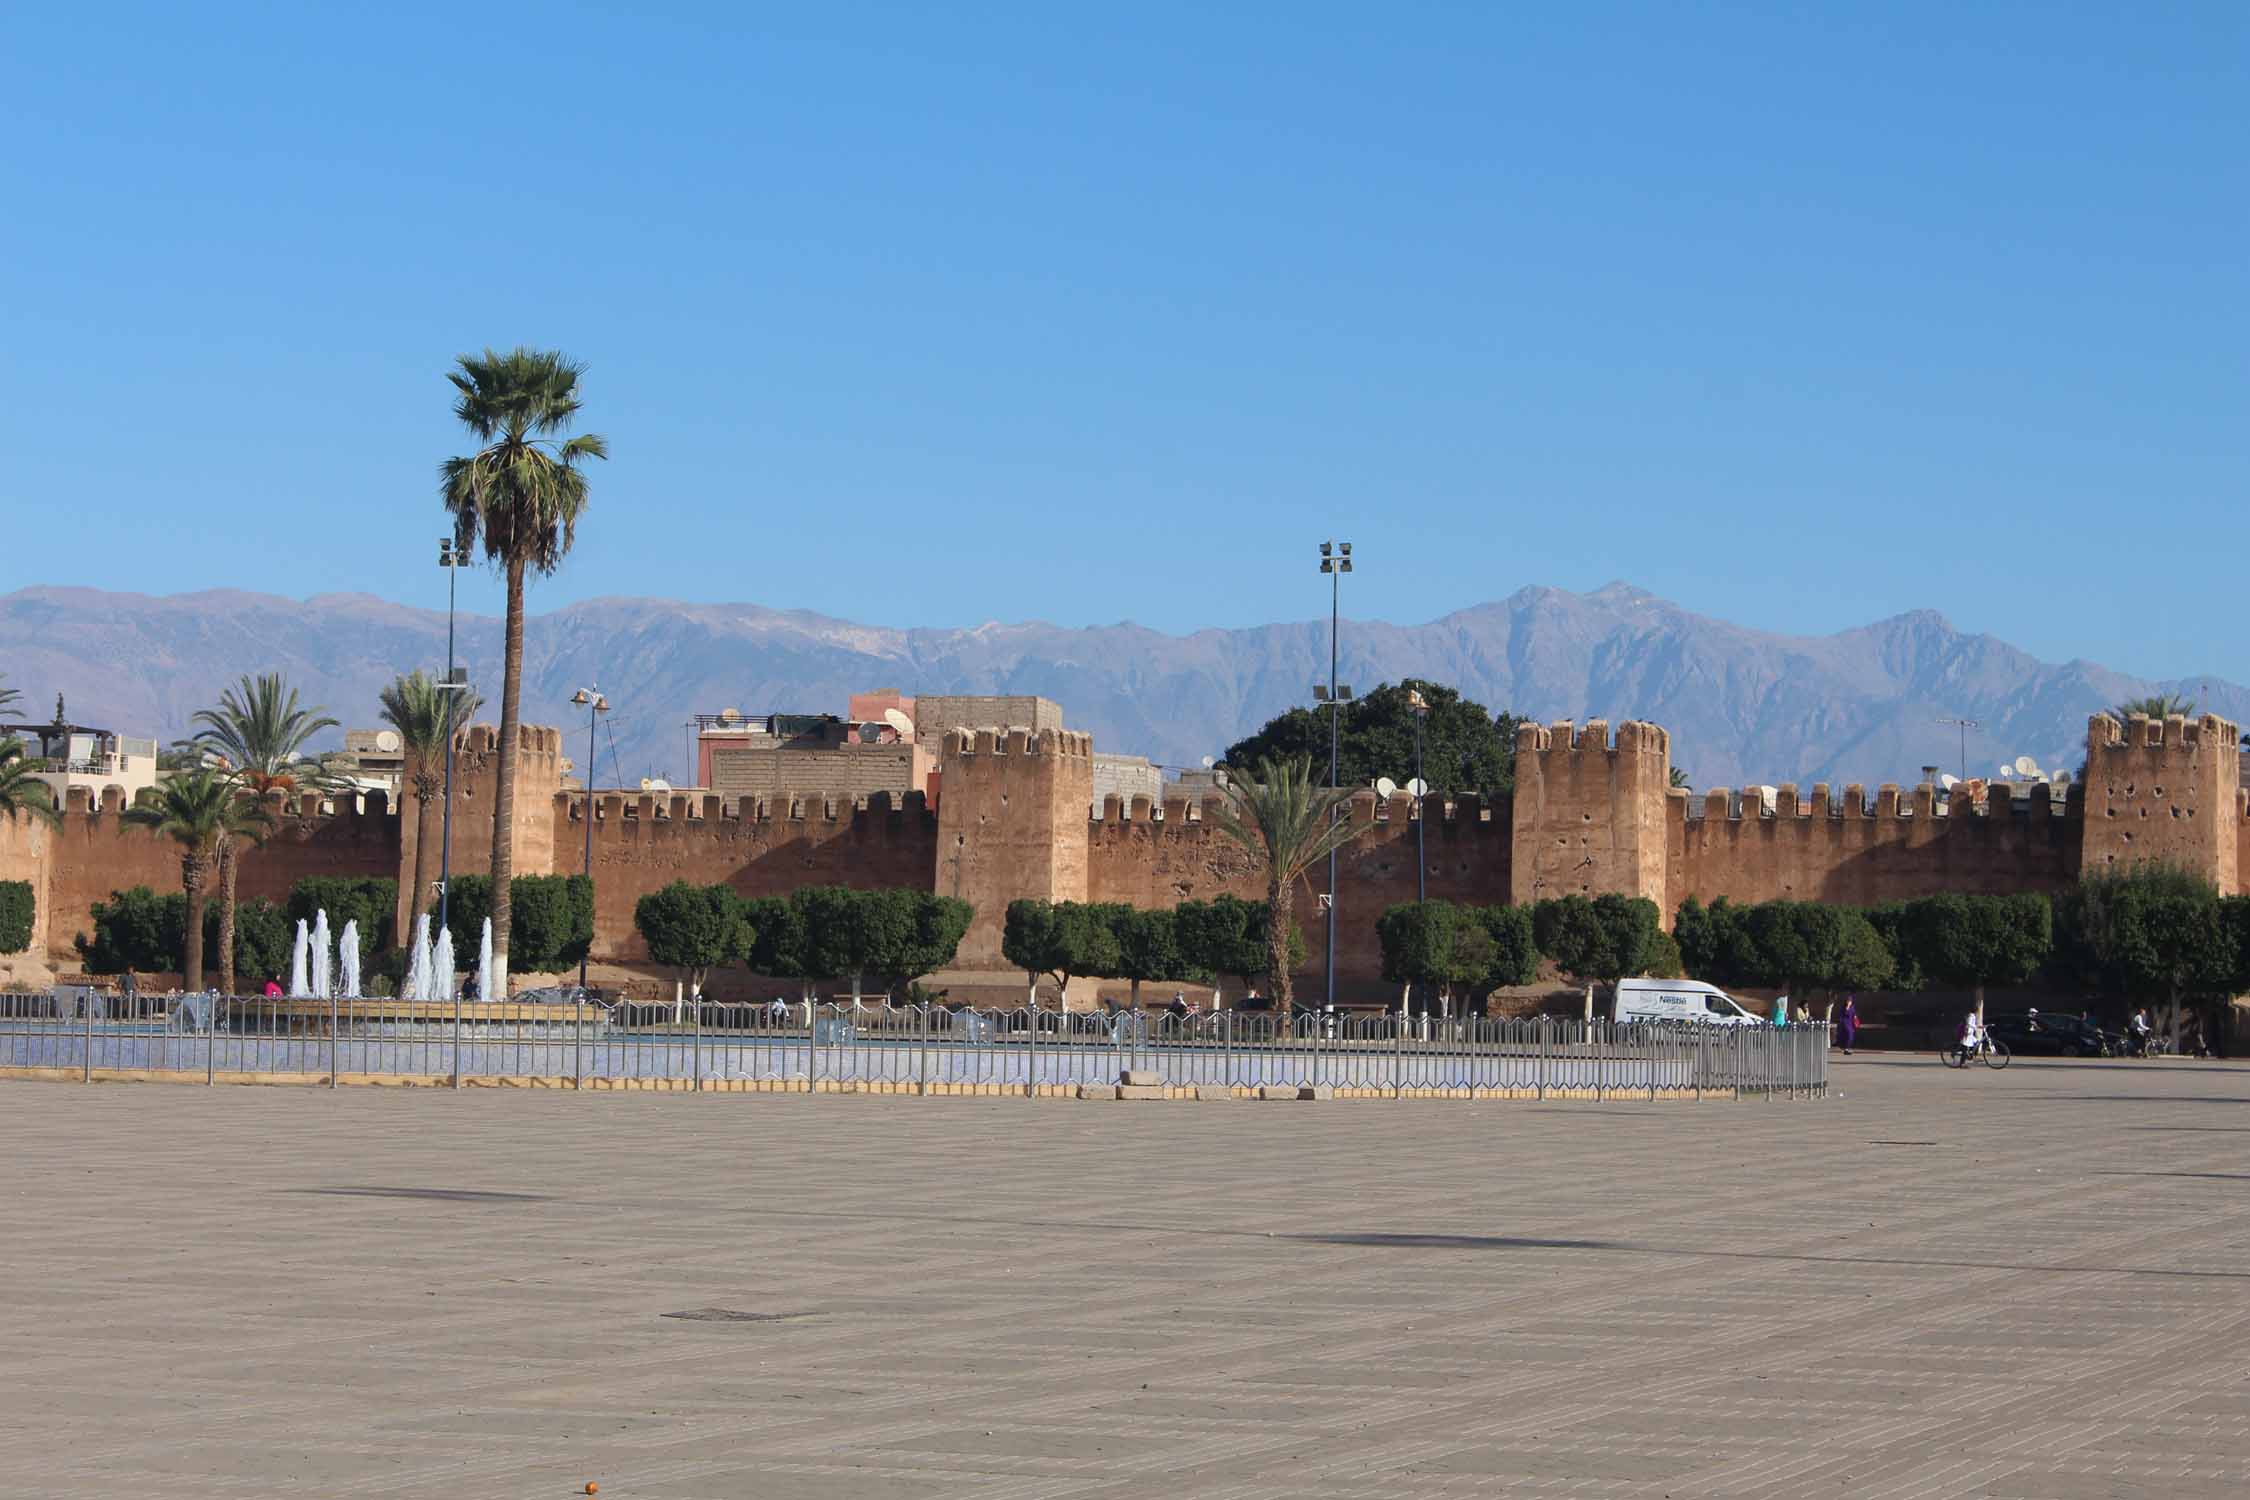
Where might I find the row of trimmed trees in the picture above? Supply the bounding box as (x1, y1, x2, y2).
(1000, 895, 1310, 1007)
(634, 882, 973, 1001)
(1370, 871, 2250, 1038)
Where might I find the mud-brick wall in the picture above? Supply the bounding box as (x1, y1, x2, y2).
(1668, 781, 2081, 908)
(563, 790, 940, 965)
(1085, 790, 1513, 1003)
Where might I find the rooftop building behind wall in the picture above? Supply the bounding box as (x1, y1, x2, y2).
(694, 709, 937, 805)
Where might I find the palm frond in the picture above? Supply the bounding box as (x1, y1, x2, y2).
(0, 739, 60, 826)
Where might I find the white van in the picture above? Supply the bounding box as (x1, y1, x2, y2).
(1611, 977, 1767, 1027)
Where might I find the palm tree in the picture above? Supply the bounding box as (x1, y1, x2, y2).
(189, 673, 341, 795)
(0, 739, 59, 826)
(378, 669, 483, 931)
(190, 673, 338, 991)
(441, 347, 607, 997)
(122, 771, 268, 990)
(2113, 693, 2196, 722)
(1206, 754, 1368, 1011)
(0, 675, 20, 719)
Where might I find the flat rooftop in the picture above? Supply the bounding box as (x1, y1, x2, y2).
(6, 1060, 2249, 1496)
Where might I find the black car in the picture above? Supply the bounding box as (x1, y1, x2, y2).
(1986, 1012, 2112, 1058)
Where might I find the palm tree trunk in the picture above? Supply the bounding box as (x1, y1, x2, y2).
(489, 556, 526, 997)
(182, 855, 209, 992)
(216, 838, 239, 996)
(1269, 879, 1295, 1012)
(408, 770, 437, 941)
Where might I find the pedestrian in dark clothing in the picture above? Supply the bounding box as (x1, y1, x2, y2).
(1837, 996, 1860, 1055)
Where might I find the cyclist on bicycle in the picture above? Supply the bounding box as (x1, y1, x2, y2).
(2128, 1007, 2152, 1057)
(1959, 1009, 1986, 1058)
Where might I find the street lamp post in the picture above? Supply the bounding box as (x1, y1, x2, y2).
(569, 686, 610, 991)
(1936, 716, 1979, 783)
(435, 537, 471, 945)
(1408, 687, 1428, 906)
(1317, 540, 1352, 1013)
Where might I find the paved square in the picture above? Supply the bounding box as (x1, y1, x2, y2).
(5, 1057, 2249, 1498)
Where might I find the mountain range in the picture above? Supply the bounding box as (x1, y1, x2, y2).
(2, 583, 2242, 792)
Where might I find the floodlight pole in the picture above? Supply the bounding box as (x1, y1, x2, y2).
(1318, 542, 1352, 1013)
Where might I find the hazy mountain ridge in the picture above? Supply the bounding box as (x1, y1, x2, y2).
(1, 583, 2240, 791)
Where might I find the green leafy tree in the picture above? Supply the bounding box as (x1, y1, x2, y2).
(1475, 905, 1540, 989)
(121, 771, 268, 990)
(0, 880, 35, 955)
(1224, 680, 1521, 797)
(1110, 906, 1185, 1008)
(74, 887, 187, 974)
(1904, 892, 2052, 1022)
(441, 347, 608, 997)
(1173, 894, 1304, 1001)
(1376, 900, 1462, 1011)
(791, 886, 866, 999)
(378, 670, 483, 930)
(857, 890, 973, 996)
(1534, 893, 1663, 987)
(429, 873, 590, 975)
(1671, 895, 1767, 987)
(290, 877, 400, 955)
(2054, 866, 2221, 1042)
(635, 881, 754, 994)
(743, 895, 816, 1002)
(1000, 898, 1119, 1007)
(0, 738, 59, 827)
(223, 898, 294, 989)
(1206, 754, 1365, 1010)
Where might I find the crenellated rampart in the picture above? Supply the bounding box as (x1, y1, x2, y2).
(16, 788, 400, 970)
(1510, 718, 1671, 909)
(1669, 778, 2082, 908)
(1085, 786, 1512, 993)
(556, 787, 939, 963)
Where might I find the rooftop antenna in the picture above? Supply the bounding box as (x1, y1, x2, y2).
(1936, 715, 1979, 783)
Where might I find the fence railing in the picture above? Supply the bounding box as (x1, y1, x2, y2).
(0, 993, 1829, 1098)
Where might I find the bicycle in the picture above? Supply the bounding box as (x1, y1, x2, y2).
(1940, 1035, 2011, 1069)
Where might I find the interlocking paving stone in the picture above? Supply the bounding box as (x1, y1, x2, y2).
(6, 1057, 2250, 1497)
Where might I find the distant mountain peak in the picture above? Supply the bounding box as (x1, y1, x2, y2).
(1, 582, 2239, 791)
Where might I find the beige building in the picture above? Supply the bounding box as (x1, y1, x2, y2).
(3, 700, 157, 808)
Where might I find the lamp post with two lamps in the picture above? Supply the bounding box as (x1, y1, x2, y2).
(569, 686, 610, 992)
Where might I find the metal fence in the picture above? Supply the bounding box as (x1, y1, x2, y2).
(0, 992, 1828, 1098)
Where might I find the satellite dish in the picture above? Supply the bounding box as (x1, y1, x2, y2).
(2013, 755, 2040, 777)
(2051, 769, 2072, 786)
(1200, 756, 1215, 769)
(374, 729, 402, 754)
(882, 707, 914, 736)
(640, 777, 673, 794)
(1941, 773, 1959, 789)
(860, 721, 889, 743)
(1405, 778, 1428, 797)
(1375, 777, 1399, 799)
(719, 708, 741, 722)
(1998, 764, 2017, 780)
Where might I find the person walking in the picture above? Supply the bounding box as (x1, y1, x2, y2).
(1837, 996, 1859, 1055)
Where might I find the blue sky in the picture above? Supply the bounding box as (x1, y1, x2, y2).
(2, 3, 2243, 680)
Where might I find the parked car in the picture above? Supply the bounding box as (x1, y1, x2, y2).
(1985, 1011, 2112, 1057)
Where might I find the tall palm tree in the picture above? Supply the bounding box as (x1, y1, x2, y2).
(0, 675, 20, 719)
(0, 739, 60, 826)
(1207, 754, 1367, 1011)
(189, 672, 341, 794)
(378, 669, 483, 930)
(122, 770, 268, 991)
(190, 672, 338, 991)
(441, 347, 607, 997)
(2113, 692, 2196, 722)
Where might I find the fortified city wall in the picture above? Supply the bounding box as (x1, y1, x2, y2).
(5, 709, 2240, 1003)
